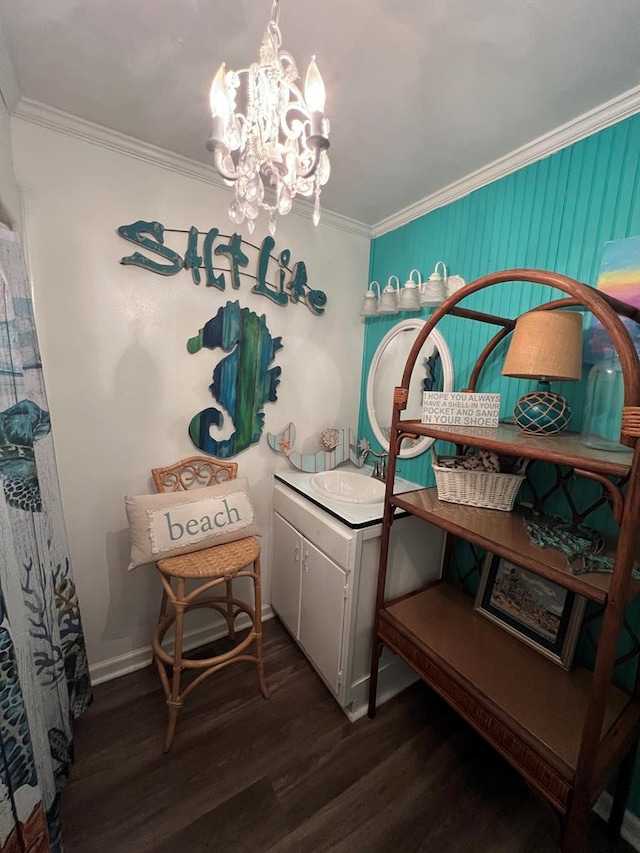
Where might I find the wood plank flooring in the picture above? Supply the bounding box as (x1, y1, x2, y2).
(61, 618, 637, 853)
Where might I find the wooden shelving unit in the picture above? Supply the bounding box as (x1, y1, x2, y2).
(391, 488, 637, 604)
(367, 269, 640, 853)
(379, 584, 636, 811)
(396, 422, 634, 478)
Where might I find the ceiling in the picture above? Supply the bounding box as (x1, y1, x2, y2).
(0, 0, 639, 228)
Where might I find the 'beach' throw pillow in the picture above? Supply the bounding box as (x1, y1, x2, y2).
(124, 477, 259, 570)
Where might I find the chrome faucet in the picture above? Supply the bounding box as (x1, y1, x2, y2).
(356, 438, 390, 482)
(371, 452, 388, 482)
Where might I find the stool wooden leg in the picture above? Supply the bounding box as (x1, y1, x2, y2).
(158, 586, 168, 623)
(253, 558, 270, 699)
(164, 578, 186, 753)
(153, 575, 170, 688)
(225, 578, 235, 640)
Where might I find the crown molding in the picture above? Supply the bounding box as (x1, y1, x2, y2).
(373, 84, 640, 238)
(13, 84, 640, 243)
(12, 98, 371, 240)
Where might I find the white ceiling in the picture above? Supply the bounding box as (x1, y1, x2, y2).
(1, 0, 639, 228)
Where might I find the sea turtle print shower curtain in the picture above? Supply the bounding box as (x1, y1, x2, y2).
(0, 227, 91, 852)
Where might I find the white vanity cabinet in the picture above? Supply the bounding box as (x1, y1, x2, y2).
(272, 512, 348, 695)
(271, 473, 445, 719)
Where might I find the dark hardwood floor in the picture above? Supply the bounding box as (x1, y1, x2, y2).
(61, 618, 637, 853)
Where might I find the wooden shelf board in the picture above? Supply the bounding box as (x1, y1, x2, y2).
(396, 422, 633, 478)
(391, 488, 640, 605)
(379, 584, 633, 781)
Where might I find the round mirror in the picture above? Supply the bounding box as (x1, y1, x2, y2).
(366, 319, 454, 458)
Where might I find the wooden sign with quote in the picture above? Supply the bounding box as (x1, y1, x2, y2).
(422, 392, 501, 427)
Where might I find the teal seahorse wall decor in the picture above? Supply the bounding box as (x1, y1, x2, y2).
(187, 301, 283, 458)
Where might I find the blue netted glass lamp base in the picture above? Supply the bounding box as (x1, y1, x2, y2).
(513, 381, 572, 436)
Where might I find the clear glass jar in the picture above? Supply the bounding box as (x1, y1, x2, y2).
(580, 349, 626, 451)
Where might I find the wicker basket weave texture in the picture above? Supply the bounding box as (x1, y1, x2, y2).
(432, 461, 525, 512)
(156, 536, 260, 578)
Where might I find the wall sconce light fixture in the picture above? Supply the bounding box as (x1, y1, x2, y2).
(377, 276, 400, 314)
(421, 261, 447, 306)
(398, 269, 422, 312)
(360, 264, 466, 319)
(360, 281, 381, 317)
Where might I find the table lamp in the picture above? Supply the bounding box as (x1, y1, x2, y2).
(502, 310, 583, 436)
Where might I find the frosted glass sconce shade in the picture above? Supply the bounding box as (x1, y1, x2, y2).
(502, 310, 583, 435)
(360, 281, 381, 317)
(378, 275, 400, 314)
(420, 261, 447, 306)
(398, 269, 422, 312)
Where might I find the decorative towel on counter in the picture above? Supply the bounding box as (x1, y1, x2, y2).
(522, 509, 640, 579)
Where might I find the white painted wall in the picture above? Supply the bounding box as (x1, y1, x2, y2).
(11, 117, 370, 675)
(0, 94, 20, 229)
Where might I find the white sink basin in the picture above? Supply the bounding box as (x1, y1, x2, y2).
(310, 470, 386, 504)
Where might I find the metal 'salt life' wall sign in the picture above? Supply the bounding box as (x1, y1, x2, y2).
(117, 220, 327, 315)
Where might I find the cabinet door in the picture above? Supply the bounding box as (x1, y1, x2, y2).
(299, 538, 348, 696)
(270, 513, 302, 639)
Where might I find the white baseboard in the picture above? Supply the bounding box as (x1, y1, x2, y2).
(342, 657, 420, 722)
(89, 606, 274, 685)
(593, 790, 640, 851)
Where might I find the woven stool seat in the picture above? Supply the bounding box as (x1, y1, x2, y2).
(149, 456, 269, 752)
(157, 536, 260, 579)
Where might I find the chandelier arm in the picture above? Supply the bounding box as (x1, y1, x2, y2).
(298, 138, 329, 180)
(206, 141, 243, 182)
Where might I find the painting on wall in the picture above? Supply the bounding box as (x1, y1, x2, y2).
(585, 235, 640, 363)
(187, 301, 283, 458)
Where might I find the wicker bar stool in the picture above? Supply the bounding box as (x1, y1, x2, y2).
(150, 455, 269, 752)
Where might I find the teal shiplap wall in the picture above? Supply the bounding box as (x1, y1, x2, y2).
(357, 111, 640, 816)
(358, 113, 640, 487)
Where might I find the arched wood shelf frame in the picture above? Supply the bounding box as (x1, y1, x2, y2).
(369, 268, 640, 853)
(397, 269, 640, 445)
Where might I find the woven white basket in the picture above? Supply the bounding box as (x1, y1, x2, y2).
(432, 452, 526, 512)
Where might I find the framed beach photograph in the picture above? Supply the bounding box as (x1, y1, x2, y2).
(474, 554, 586, 670)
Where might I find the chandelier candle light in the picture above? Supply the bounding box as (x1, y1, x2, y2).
(207, 0, 331, 235)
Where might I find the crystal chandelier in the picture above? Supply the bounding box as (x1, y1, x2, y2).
(207, 0, 330, 235)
